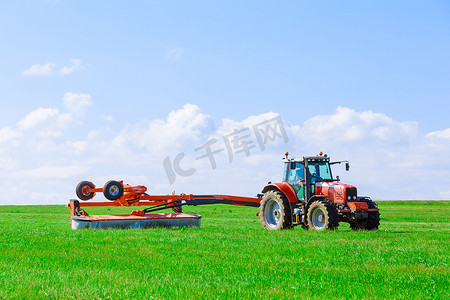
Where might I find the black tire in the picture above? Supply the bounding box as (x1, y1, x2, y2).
(76, 181, 95, 201)
(306, 199, 339, 230)
(259, 190, 292, 230)
(350, 198, 380, 230)
(103, 180, 124, 201)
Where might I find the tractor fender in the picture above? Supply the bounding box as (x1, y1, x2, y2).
(308, 195, 330, 203)
(261, 182, 298, 204)
(305, 195, 332, 211)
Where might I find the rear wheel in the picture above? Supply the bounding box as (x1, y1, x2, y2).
(76, 181, 95, 201)
(306, 199, 339, 230)
(350, 198, 380, 230)
(259, 190, 292, 230)
(103, 180, 124, 201)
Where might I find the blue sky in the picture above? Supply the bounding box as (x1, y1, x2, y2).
(0, 1, 449, 204)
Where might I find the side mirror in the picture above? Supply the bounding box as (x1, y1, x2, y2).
(345, 162, 350, 171)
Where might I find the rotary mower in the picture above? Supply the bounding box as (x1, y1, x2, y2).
(68, 152, 380, 230)
(69, 180, 261, 229)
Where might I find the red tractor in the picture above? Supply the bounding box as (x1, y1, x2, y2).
(259, 152, 380, 230)
(70, 152, 380, 231)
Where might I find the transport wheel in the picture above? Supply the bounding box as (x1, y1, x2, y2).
(306, 200, 339, 230)
(259, 190, 292, 230)
(103, 180, 124, 201)
(350, 198, 380, 230)
(76, 181, 95, 201)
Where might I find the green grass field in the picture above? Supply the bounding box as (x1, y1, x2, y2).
(0, 201, 448, 299)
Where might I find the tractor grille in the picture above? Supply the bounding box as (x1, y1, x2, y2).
(346, 187, 357, 201)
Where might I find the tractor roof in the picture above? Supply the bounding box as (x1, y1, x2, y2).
(282, 155, 330, 163)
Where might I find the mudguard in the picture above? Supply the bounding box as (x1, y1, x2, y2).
(261, 182, 299, 203)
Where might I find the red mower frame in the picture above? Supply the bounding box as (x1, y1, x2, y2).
(69, 180, 262, 222)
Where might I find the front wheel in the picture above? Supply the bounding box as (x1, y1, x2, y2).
(103, 180, 124, 201)
(306, 199, 339, 230)
(259, 190, 292, 230)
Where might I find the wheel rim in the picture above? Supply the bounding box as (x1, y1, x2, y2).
(264, 199, 281, 228)
(108, 185, 119, 196)
(82, 185, 90, 196)
(311, 207, 326, 229)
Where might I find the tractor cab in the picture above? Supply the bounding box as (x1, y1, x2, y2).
(282, 152, 346, 202)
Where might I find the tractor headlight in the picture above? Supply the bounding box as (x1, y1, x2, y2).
(353, 196, 357, 200)
(348, 196, 351, 200)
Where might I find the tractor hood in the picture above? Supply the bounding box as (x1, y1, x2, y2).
(315, 182, 357, 203)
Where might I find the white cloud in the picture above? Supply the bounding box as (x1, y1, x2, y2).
(22, 62, 56, 76)
(291, 106, 418, 146)
(426, 128, 450, 140)
(218, 111, 281, 134)
(65, 140, 89, 155)
(63, 92, 92, 116)
(165, 48, 184, 62)
(60, 58, 82, 75)
(0, 126, 22, 144)
(22, 59, 83, 77)
(16, 92, 93, 139)
(18, 108, 60, 130)
(108, 103, 212, 155)
(17, 107, 72, 138)
(0, 155, 19, 171)
(2, 103, 450, 205)
(282, 107, 450, 200)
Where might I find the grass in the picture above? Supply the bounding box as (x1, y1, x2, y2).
(0, 201, 449, 299)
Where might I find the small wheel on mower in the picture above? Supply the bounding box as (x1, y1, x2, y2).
(259, 190, 292, 230)
(350, 198, 380, 230)
(103, 180, 124, 201)
(76, 181, 96, 201)
(306, 199, 339, 230)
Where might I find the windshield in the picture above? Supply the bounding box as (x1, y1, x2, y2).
(308, 162, 333, 182)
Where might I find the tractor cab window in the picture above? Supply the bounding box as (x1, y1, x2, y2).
(308, 162, 333, 183)
(283, 163, 289, 181)
(288, 163, 304, 184)
(287, 162, 305, 201)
